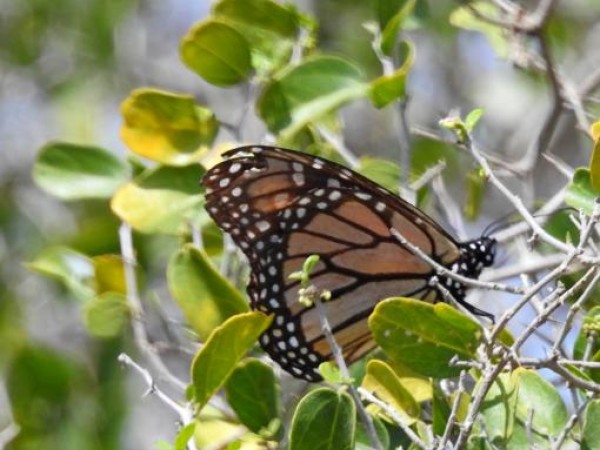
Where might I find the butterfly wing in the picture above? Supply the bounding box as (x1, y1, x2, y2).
(203, 145, 463, 381)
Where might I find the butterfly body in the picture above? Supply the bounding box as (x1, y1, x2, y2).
(203, 145, 495, 381)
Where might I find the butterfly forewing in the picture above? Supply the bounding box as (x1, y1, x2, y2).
(203, 145, 491, 381)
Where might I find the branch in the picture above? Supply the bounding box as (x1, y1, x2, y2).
(312, 298, 383, 450)
(465, 134, 573, 254)
(119, 223, 187, 393)
(118, 353, 198, 450)
(358, 387, 431, 450)
(389, 227, 524, 295)
(436, 371, 468, 450)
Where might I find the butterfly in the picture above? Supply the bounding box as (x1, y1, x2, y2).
(202, 145, 496, 381)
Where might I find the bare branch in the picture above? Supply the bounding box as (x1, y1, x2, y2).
(119, 223, 187, 393)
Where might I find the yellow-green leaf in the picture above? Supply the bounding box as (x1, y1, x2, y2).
(167, 244, 248, 341)
(120, 88, 218, 165)
(83, 292, 130, 338)
(368, 41, 414, 108)
(565, 168, 599, 215)
(92, 255, 126, 295)
(180, 19, 252, 86)
(110, 164, 204, 235)
(362, 360, 419, 424)
(369, 297, 482, 378)
(191, 312, 272, 408)
(589, 132, 600, 193)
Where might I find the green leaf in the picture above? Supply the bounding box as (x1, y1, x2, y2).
(120, 88, 218, 165)
(174, 422, 196, 450)
(167, 244, 248, 341)
(582, 400, 600, 450)
(214, 0, 298, 38)
(432, 384, 451, 436)
(319, 362, 346, 384)
(26, 246, 95, 301)
(257, 56, 368, 138)
(464, 167, 487, 221)
(225, 358, 280, 435)
(289, 388, 356, 450)
(479, 373, 517, 446)
(465, 108, 484, 131)
(450, 2, 508, 57)
(573, 306, 600, 361)
(358, 157, 401, 191)
(565, 168, 599, 215)
(180, 19, 252, 86)
(33, 142, 129, 200)
(544, 209, 581, 244)
(379, 0, 417, 56)
(213, 0, 301, 76)
(369, 298, 482, 378)
(83, 292, 130, 338)
(513, 368, 568, 438)
(355, 415, 389, 450)
(191, 312, 272, 408)
(361, 360, 419, 424)
(410, 137, 459, 180)
(369, 41, 413, 108)
(7, 345, 79, 433)
(110, 164, 204, 235)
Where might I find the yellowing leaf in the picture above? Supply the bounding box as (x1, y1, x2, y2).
(167, 244, 248, 341)
(121, 88, 218, 165)
(92, 255, 126, 295)
(362, 360, 419, 424)
(110, 164, 204, 235)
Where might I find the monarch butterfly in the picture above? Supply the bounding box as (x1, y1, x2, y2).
(202, 145, 496, 381)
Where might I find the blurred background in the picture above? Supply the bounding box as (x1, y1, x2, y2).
(1, 0, 599, 448)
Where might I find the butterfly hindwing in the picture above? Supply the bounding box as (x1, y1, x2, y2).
(203, 145, 494, 381)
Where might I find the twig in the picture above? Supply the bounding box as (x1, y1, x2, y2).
(437, 371, 468, 450)
(465, 133, 572, 254)
(453, 362, 507, 448)
(316, 126, 360, 169)
(551, 400, 589, 450)
(520, 31, 563, 172)
(410, 161, 447, 191)
(389, 227, 524, 295)
(313, 298, 383, 450)
(481, 253, 566, 282)
(358, 387, 431, 450)
(551, 268, 600, 355)
(545, 359, 600, 394)
(431, 174, 467, 240)
(0, 423, 19, 448)
(118, 353, 197, 450)
(512, 266, 596, 354)
(119, 223, 187, 393)
(490, 245, 581, 342)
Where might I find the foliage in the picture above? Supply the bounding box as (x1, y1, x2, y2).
(2, 0, 600, 449)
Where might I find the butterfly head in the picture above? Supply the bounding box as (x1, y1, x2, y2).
(458, 236, 496, 279)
